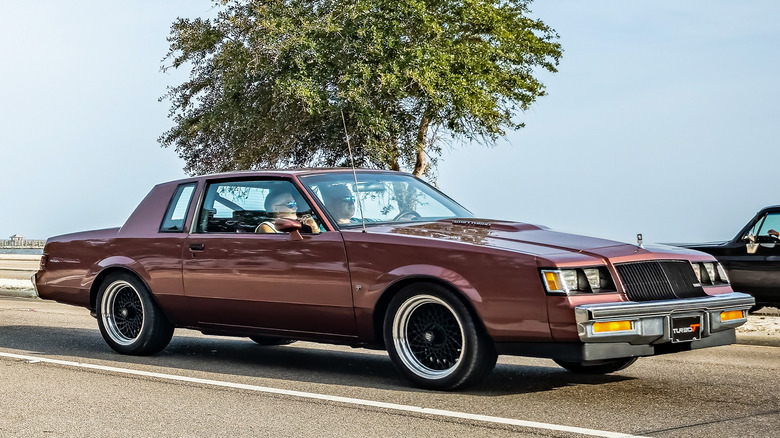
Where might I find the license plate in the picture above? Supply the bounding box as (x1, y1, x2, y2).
(671, 315, 702, 343)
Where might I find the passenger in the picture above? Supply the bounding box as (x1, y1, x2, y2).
(321, 184, 356, 225)
(256, 189, 320, 233)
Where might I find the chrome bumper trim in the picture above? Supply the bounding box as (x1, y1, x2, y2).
(30, 273, 40, 298)
(575, 292, 754, 320)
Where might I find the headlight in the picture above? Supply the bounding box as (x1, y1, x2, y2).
(541, 267, 616, 294)
(716, 263, 730, 283)
(691, 263, 701, 281)
(703, 263, 716, 283)
(691, 261, 730, 285)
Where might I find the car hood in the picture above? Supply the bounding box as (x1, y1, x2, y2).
(372, 219, 705, 262)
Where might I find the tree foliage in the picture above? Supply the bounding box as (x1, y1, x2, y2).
(160, 0, 561, 177)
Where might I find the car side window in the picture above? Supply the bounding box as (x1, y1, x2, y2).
(160, 183, 197, 232)
(196, 179, 323, 234)
(757, 213, 780, 237)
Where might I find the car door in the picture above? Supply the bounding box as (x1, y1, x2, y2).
(182, 177, 356, 339)
(721, 210, 780, 303)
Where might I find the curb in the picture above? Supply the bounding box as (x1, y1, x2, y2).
(0, 289, 37, 299)
(735, 333, 780, 348)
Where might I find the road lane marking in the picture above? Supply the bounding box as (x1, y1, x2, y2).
(0, 351, 645, 438)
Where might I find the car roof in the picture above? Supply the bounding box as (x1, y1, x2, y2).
(161, 168, 409, 186)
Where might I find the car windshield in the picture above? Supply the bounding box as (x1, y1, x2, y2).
(300, 172, 473, 227)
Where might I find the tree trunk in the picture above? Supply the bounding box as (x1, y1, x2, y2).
(412, 113, 430, 177)
(388, 136, 401, 171)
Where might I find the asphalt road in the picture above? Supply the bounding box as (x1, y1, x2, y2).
(1, 297, 778, 437)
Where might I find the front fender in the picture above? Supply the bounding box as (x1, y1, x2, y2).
(380, 264, 483, 304)
(354, 264, 483, 344)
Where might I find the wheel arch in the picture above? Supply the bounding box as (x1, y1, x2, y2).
(90, 266, 157, 312)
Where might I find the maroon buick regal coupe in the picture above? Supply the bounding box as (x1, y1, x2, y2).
(33, 169, 754, 389)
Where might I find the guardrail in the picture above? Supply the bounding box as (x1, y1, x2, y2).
(0, 240, 45, 249)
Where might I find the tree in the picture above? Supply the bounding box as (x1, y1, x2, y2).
(160, 0, 561, 177)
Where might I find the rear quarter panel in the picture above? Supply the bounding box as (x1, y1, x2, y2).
(37, 228, 120, 308)
(37, 180, 196, 322)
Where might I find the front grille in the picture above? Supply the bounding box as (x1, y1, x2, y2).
(615, 260, 706, 301)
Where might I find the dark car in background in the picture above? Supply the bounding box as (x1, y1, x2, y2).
(33, 169, 754, 390)
(680, 206, 780, 311)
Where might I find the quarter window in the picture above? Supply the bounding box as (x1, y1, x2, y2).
(160, 183, 196, 232)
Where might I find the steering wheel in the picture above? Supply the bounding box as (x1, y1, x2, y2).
(393, 210, 421, 221)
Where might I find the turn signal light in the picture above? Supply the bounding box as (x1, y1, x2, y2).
(720, 310, 745, 322)
(544, 271, 563, 292)
(593, 320, 633, 333)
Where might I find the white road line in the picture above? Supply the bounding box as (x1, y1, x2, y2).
(0, 351, 646, 438)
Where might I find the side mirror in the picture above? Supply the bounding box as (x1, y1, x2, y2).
(275, 218, 303, 241)
(743, 233, 759, 254)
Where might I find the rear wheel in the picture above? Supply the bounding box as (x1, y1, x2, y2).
(249, 336, 296, 346)
(96, 272, 174, 355)
(384, 283, 496, 390)
(554, 357, 638, 374)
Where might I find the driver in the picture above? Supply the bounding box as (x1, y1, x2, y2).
(321, 184, 356, 225)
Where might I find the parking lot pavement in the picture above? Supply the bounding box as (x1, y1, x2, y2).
(1, 296, 779, 438)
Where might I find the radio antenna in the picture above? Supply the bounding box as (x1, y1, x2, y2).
(340, 109, 367, 233)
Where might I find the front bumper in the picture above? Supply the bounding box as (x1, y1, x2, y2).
(574, 292, 754, 345)
(495, 292, 754, 362)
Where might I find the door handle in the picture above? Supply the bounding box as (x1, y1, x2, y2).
(189, 243, 205, 251)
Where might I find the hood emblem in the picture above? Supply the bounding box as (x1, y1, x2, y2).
(637, 233, 644, 248)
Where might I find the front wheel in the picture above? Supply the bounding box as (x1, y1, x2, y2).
(383, 283, 496, 390)
(96, 272, 174, 355)
(554, 357, 638, 374)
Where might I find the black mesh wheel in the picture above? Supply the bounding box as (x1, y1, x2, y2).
(96, 272, 174, 355)
(384, 283, 496, 390)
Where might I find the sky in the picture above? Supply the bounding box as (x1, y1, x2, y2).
(0, 1, 777, 245)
